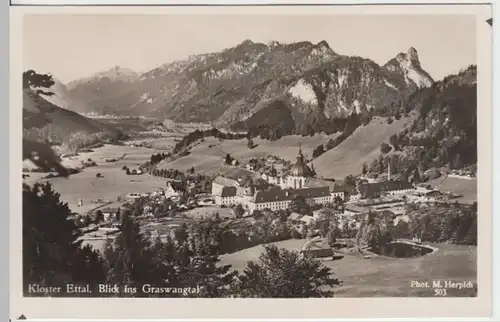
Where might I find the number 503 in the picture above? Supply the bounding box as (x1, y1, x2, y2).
(434, 288, 447, 296)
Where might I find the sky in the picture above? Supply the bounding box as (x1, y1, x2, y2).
(23, 14, 476, 84)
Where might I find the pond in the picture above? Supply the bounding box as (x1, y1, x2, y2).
(369, 242, 434, 258)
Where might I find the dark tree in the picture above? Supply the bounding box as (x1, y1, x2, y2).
(232, 245, 340, 297)
(312, 144, 325, 158)
(343, 175, 356, 187)
(115, 208, 121, 221)
(174, 223, 189, 244)
(23, 183, 106, 294)
(234, 204, 245, 219)
(413, 167, 421, 183)
(103, 208, 161, 294)
(247, 138, 254, 149)
(23, 70, 55, 96)
(362, 162, 368, 175)
(252, 210, 264, 220)
(334, 196, 344, 210)
(180, 221, 238, 297)
(94, 210, 104, 224)
(380, 143, 392, 154)
(225, 153, 233, 165)
(326, 229, 337, 247)
(289, 196, 312, 216)
(453, 154, 464, 170)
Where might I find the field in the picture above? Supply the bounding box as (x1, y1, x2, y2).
(182, 206, 235, 220)
(125, 134, 184, 150)
(220, 239, 477, 297)
(33, 144, 166, 213)
(158, 133, 334, 175)
(314, 116, 415, 180)
(428, 175, 477, 203)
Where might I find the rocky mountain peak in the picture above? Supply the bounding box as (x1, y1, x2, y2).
(394, 46, 434, 89)
(316, 40, 330, 49)
(407, 46, 419, 62)
(241, 39, 254, 46)
(66, 65, 138, 90)
(268, 40, 280, 47)
(104, 65, 137, 78)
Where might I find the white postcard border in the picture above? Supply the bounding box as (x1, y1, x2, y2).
(9, 4, 494, 320)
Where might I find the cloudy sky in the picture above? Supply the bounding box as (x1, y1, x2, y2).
(23, 14, 476, 84)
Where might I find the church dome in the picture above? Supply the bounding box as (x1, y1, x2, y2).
(289, 147, 314, 177)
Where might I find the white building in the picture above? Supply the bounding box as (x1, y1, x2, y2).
(214, 186, 238, 206)
(211, 147, 345, 211)
(165, 181, 184, 198)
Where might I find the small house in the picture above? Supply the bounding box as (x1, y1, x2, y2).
(287, 212, 303, 224)
(165, 181, 185, 198)
(299, 215, 314, 226)
(100, 207, 120, 221)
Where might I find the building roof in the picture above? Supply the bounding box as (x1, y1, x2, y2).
(288, 212, 302, 221)
(100, 207, 119, 213)
(213, 176, 239, 187)
(251, 186, 330, 204)
(167, 181, 186, 192)
(300, 215, 314, 224)
(359, 180, 414, 198)
(220, 186, 237, 198)
(345, 204, 370, 214)
(294, 187, 331, 199)
(252, 187, 290, 203)
(289, 147, 314, 177)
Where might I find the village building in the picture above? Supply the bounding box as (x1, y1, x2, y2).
(165, 181, 186, 199)
(100, 207, 120, 221)
(211, 176, 239, 195)
(214, 186, 237, 206)
(299, 215, 314, 226)
(261, 147, 314, 189)
(344, 204, 370, 217)
(358, 180, 415, 199)
(287, 212, 303, 224)
(211, 147, 345, 211)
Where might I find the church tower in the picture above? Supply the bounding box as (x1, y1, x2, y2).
(288, 145, 314, 189)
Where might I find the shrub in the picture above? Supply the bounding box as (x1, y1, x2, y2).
(380, 143, 392, 154)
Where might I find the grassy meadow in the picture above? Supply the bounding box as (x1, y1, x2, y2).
(431, 176, 477, 204)
(158, 133, 335, 175)
(220, 239, 477, 297)
(314, 116, 415, 179)
(33, 143, 166, 213)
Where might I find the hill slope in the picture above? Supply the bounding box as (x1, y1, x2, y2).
(313, 115, 416, 179)
(365, 65, 478, 177)
(23, 89, 125, 150)
(37, 77, 89, 114)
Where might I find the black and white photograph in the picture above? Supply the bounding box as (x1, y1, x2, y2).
(13, 4, 492, 312)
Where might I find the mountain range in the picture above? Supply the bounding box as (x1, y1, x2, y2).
(23, 38, 477, 173)
(43, 40, 435, 132)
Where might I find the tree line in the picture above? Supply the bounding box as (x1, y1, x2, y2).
(172, 129, 248, 154)
(311, 113, 364, 159)
(23, 183, 341, 298)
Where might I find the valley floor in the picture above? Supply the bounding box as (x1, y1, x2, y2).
(26, 143, 166, 214)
